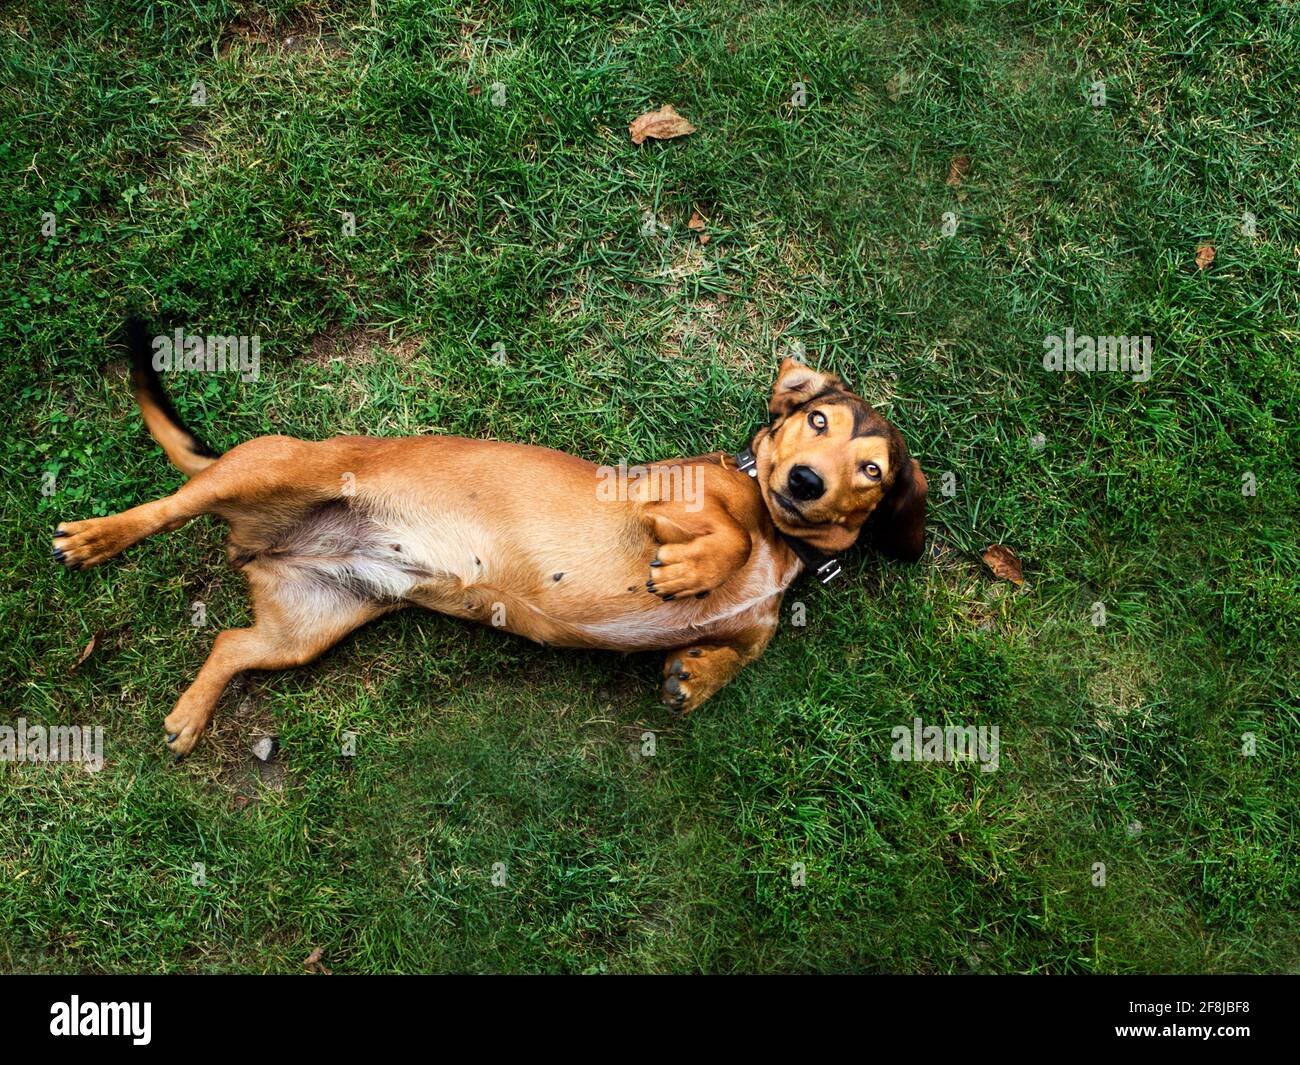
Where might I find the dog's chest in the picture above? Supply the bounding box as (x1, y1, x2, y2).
(561, 535, 796, 650)
(391, 507, 796, 652)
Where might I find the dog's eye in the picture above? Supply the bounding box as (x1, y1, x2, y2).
(807, 411, 827, 432)
(861, 462, 881, 480)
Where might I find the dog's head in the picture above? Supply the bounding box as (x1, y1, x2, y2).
(749, 358, 928, 561)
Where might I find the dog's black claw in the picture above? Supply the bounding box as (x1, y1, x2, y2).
(650, 560, 662, 568)
(166, 733, 177, 743)
(173, 753, 186, 764)
(663, 593, 675, 601)
(53, 549, 64, 560)
(53, 529, 67, 538)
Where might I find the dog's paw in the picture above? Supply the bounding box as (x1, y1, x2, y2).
(661, 654, 697, 713)
(163, 701, 212, 759)
(662, 648, 724, 714)
(52, 518, 131, 569)
(646, 544, 720, 601)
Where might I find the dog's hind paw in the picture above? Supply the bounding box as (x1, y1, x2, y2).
(163, 701, 213, 758)
(52, 517, 133, 569)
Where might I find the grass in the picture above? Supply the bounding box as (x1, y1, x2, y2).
(1, 0, 1297, 973)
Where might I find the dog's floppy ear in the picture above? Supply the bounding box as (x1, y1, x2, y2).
(768, 357, 847, 418)
(864, 455, 928, 562)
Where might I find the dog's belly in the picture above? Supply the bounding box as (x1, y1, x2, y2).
(390, 493, 788, 652)
(328, 437, 792, 651)
(246, 436, 790, 652)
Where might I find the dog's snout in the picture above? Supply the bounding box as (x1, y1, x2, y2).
(787, 465, 825, 501)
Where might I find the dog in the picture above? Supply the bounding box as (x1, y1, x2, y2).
(52, 320, 928, 757)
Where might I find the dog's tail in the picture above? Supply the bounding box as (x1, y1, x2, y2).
(126, 317, 221, 476)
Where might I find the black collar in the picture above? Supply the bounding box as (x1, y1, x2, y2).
(732, 438, 843, 586)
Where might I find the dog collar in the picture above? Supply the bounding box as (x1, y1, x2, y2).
(731, 441, 842, 585)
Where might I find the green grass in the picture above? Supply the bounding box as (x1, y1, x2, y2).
(1, 0, 1297, 973)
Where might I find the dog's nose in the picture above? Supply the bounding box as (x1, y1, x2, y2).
(787, 465, 825, 501)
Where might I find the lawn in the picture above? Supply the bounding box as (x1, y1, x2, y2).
(1, 0, 1297, 973)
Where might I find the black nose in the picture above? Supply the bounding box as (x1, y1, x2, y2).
(787, 465, 825, 501)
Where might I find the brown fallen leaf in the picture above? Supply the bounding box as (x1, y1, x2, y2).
(687, 209, 710, 243)
(304, 947, 332, 974)
(946, 153, 971, 186)
(982, 545, 1024, 585)
(1195, 243, 1215, 270)
(72, 634, 97, 672)
(629, 104, 696, 145)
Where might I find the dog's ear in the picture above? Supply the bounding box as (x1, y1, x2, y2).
(768, 357, 847, 418)
(864, 455, 928, 562)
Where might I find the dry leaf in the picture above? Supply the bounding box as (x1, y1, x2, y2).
(629, 104, 696, 145)
(946, 154, 971, 186)
(687, 209, 710, 243)
(1195, 243, 1215, 270)
(72, 634, 97, 671)
(982, 545, 1024, 585)
(304, 947, 332, 974)
(467, 84, 481, 97)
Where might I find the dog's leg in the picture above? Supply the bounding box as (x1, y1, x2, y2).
(163, 586, 389, 758)
(53, 437, 340, 569)
(660, 621, 778, 714)
(52, 499, 197, 569)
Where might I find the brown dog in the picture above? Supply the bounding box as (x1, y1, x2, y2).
(53, 320, 927, 757)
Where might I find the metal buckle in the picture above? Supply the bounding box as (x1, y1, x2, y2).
(816, 558, 842, 584)
(735, 450, 758, 478)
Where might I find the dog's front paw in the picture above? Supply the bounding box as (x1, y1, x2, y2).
(646, 544, 721, 601)
(660, 646, 741, 714)
(661, 656, 697, 713)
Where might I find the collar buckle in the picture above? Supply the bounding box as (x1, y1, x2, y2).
(815, 558, 842, 584)
(734, 449, 758, 478)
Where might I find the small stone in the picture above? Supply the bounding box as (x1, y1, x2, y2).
(251, 736, 277, 762)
